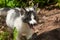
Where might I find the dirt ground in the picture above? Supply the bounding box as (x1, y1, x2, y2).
(0, 6, 60, 40)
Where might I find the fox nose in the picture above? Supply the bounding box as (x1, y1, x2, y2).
(29, 23, 37, 29)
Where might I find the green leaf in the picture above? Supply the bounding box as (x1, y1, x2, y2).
(7, 1, 15, 8)
(13, 27, 18, 40)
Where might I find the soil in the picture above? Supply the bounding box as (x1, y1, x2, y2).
(0, 6, 60, 40)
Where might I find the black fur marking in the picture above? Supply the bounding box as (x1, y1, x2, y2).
(22, 10, 37, 28)
(22, 11, 37, 24)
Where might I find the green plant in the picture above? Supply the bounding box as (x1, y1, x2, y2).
(0, 0, 5, 8)
(0, 0, 59, 8)
(13, 27, 18, 40)
(55, 0, 60, 7)
(0, 31, 9, 40)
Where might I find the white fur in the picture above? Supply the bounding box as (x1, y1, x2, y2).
(15, 7, 21, 11)
(29, 14, 37, 24)
(29, 7, 34, 11)
(6, 9, 16, 28)
(6, 8, 33, 40)
(25, 7, 34, 11)
(0, 8, 4, 10)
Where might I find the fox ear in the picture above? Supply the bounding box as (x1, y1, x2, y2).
(20, 8, 26, 15)
(33, 3, 38, 10)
